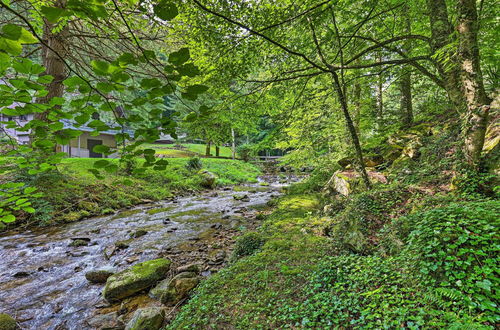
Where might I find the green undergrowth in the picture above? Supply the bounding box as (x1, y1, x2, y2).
(4, 157, 260, 228)
(170, 180, 499, 328)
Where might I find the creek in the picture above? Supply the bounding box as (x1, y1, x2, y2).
(0, 175, 295, 329)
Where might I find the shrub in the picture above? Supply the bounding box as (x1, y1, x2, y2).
(236, 144, 255, 162)
(406, 201, 500, 324)
(185, 156, 202, 172)
(231, 231, 265, 261)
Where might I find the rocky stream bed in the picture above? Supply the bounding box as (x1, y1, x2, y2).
(0, 175, 297, 329)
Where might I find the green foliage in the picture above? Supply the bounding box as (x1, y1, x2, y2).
(236, 144, 255, 162)
(453, 168, 498, 197)
(185, 156, 202, 172)
(231, 232, 265, 261)
(405, 201, 500, 323)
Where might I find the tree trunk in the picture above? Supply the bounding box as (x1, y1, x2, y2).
(215, 145, 220, 157)
(400, 3, 413, 127)
(375, 52, 384, 132)
(231, 128, 236, 160)
(457, 0, 491, 165)
(205, 141, 211, 156)
(36, 0, 68, 120)
(331, 72, 371, 189)
(352, 81, 361, 134)
(426, 0, 491, 166)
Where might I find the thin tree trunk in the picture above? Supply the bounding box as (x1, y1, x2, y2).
(400, 3, 413, 127)
(353, 81, 361, 134)
(331, 72, 371, 189)
(215, 145, 220, 157)
(205, 141, 211, 156)
(375, 52, 384, 132)
(231, 128, 236, 160)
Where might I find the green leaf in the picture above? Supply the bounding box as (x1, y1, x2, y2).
(2, 24, 22, 40)
(169, 48, 190, 66)
(23, 207, 36, 214)
(186, 84, 209, 94)
(177, 63, 200, 77)
(184, 112, 197, 122)
(91, 60, 111, 75)
(41, 6, 68, 23)
(1, 214, 16, 223)
(93, 159, 110, 168)
(93, 145, 110, 154)
(153, 0, 178, 21)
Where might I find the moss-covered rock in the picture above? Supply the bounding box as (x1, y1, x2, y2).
(0, 313, 18, 330)
(149, 272, 199, 306)
(125, 307, 165, 330)
(103, 258, 171, 302)
(129, 229, 148, 239)
(198, 170, 217, 189)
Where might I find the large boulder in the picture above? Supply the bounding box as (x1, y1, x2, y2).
(0, 313, 18, 330)
(324, 170, 388, 196)
(125, 308, 165, 330)
(149, 272, 199, 306)
(103, 259, 171, 302)
(198, 170, 217, 189)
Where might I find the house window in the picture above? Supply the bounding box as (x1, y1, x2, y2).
(19, 115, 27, 121)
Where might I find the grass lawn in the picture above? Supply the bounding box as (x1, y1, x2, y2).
(143, 143, 234, 158)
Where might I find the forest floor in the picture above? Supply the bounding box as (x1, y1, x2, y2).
(169, 123, 499, 329)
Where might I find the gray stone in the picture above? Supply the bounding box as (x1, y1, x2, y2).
(85, 268, 115, 283)
(124, 308, 165, 330)
(149, 272, 199, 306)
(176, 263, 201, 274)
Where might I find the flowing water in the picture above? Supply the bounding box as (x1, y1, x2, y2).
(0, 176, 294, 329)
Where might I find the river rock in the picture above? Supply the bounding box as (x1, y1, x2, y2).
(176, 263, 201, 274)
(0, 313, 18, 330)
(69, 239, 89, 247)
(199, 170, 217, 189)
(129, 229, 148, 239)
(115, 239, 133, 249)
(149, 272, 199, 306)
(233, 194, 249, 201)
(124, 307, 165, 330)
(85, 268, 115, 283)
(103, 258, 171, 302)
(87, 312, 124, 330)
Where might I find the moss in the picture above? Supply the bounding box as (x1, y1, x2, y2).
(0, 313, 17, 330)
(61, 211, 82, 222)
(146, 207, 174, 215)
(112, 209, 142, 219)
(103, 258, 171, 302)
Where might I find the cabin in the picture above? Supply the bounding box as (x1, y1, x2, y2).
(0, 116, 124, 158)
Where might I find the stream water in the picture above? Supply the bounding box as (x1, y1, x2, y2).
(0, 176, 294, 329)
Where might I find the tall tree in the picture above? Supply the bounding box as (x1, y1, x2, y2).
(399, 2, 413, 127)
(426, 0, 491, 166)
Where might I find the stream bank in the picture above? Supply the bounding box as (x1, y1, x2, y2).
(0, 175, 299, 329)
